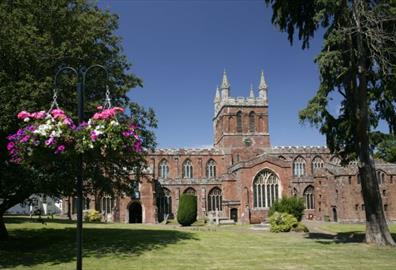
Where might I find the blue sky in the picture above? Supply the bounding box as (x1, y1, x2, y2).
(99, 0, 328, 148)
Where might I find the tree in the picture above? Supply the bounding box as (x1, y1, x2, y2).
(0, 0, 156, 239)
(177, 194, 197, 226)
(264, 0, 396, 245)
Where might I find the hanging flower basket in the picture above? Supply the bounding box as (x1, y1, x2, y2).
(7, 107, 143, 164)
(75, 106, 143, 156)
(7, 109, 76, 164)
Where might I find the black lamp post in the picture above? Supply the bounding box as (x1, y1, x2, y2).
(54, 65, 108, 270)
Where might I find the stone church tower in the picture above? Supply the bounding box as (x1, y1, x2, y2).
(213, 70, 270, 161)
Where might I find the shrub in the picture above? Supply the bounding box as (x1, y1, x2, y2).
(292, 222, 309, 233)
(177, 194, 197, 226)
(269, 212, 298, 232)
(269, 197, 305, 221)
(84, 209, 101, 222)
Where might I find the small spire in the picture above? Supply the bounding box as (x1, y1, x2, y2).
(214, 86, 220, 103)
(259, 70, 267, 90)
(249, 83, 255, 98)
(221, 69, 230, 89)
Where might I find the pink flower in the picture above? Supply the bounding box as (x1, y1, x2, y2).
(133, 140, 142, 152)
(31, 111, 46, 119)
(96, 106, 103, 110)
(20, 135, 31, 143)
(63, 117, 73, 126)
(7, 142, 15, 151)
(113, 107, 124, 113)
(90, 130, 98, 141)
(17, 111, 31, 120)
(55, 145, 65, 154)
(122, 131, 131, 137)
(51, 109, 66, 120)
(45, 137, 55, 146)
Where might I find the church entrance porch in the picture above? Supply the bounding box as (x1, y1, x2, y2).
(128, 202, 142, 223)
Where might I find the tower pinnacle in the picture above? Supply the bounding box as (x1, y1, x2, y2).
(214, 86, 220, 103)
(220, 69, 230, 100)
(249, 83, 255, 98)
(258, 70, 268, 100)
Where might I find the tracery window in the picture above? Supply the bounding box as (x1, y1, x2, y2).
(100, 196, 114, 214)
(304, 186, 315, 209)
(182, 159, 193, 179)
(208, 187, 222, 211)
(159, 159, 169, 178)
(157, 188, 172, 221)
(236, 111, 242, 133)
(206, 159, 216, 178)
(249, 111, 255, 132)
(330, 156, 341, 165)
(253, 169, 280, 208)
(377, 171, 385, 185)
(293, 156, 306, 177)
(312, 156, 324, 172)
(184, 187, 196, 195)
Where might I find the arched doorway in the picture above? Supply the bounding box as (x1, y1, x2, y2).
(129, 202, 142, 223)
(230, 208, 238, 222)
(332, 207, 338, 222)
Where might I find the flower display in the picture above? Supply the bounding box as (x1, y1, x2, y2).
(75, 107, 143, 155)
(7, 106, 143, 164)
(7, 109, 75, 163)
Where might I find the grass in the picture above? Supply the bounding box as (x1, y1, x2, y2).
(1, 216, 396, 270)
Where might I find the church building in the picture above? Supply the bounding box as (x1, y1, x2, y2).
(64, 71, 396, 224)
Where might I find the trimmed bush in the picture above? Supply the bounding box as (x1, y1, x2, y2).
(177, 194, 197, 226)
(269, 196, 305, 221)
(84, 209, 101, 222)
(292, 222, 309, 233)
(269, 212, 298, 232)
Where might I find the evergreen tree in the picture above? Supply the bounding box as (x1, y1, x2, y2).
(264, 0, 396, 245)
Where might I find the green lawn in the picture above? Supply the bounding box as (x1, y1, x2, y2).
(1, 217, 396, 270)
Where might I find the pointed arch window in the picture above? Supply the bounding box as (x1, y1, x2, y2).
(208, 187, 222, 211)
(157, 187, 172, 222)
(293, 156, 306, 177)
(249, 111, 255, 132)
(253, 169, 280, 208)
(100, 195, 114, 214)
(159, 159, 169, 178)
(377, 170, 385, 185)
(236, 111, 242, 133)
(312, 156, 324, 172)
(182, 159, 193, 179)
(304, 186, 315, 209)
(206, 159, 216, 178)
(330, 156, 341, 165)
(184, 187, 196, 195)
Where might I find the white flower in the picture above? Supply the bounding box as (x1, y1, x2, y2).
(24, 117, 30, 122)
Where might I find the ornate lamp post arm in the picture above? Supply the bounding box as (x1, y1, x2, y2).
(54, 64, 108, 270)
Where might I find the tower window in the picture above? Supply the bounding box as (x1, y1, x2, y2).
(206, 159, 216, 178)
(249, 111, 255, 132)
(236, 111, 242, 133)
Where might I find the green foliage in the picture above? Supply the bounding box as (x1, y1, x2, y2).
(84, 209, 101, 222)
(269, 212, 298, 233)
(177, 194, 197, 226)
(373, 134, 396, 163)
(0, 0, 157, 239)
(269, 197, 305, 221)
(292, 222, 309, 233)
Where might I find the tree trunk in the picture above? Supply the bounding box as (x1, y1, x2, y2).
(353, 0, 395, 246)
(67, 196, 71, 220)
(0, 212, 8, 240)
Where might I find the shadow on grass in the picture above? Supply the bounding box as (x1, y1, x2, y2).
(4, 216, 75, 225)
(0, 218, 197, 268)
(306, 231, 396, 244)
